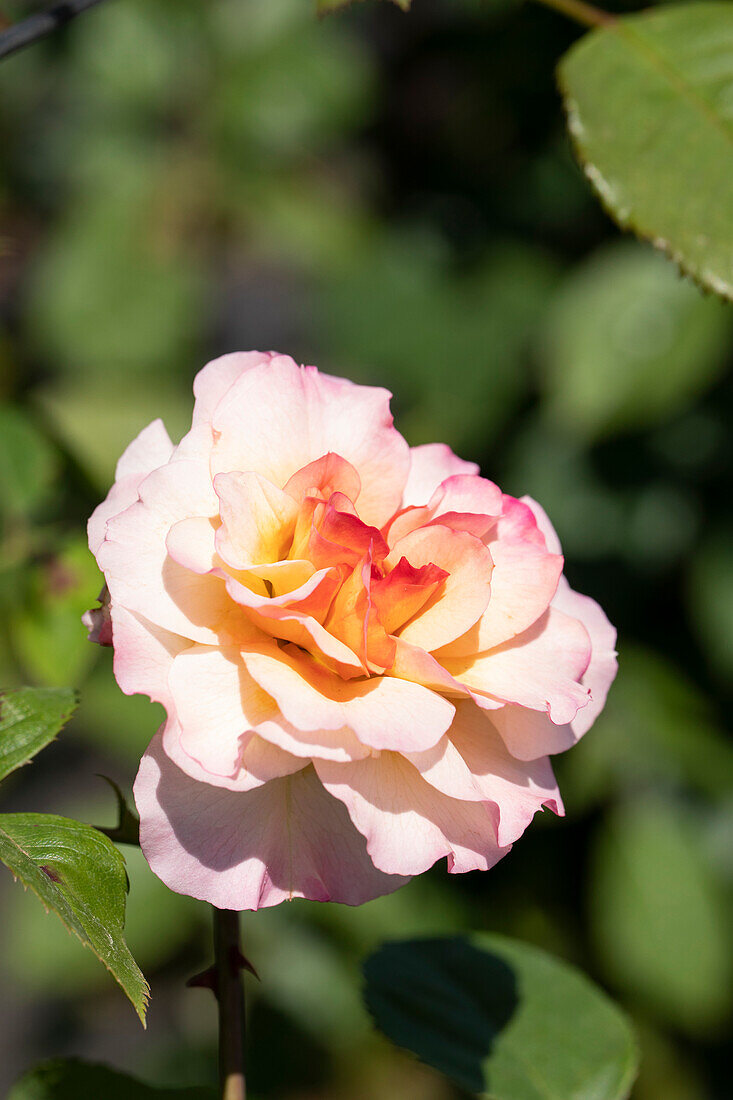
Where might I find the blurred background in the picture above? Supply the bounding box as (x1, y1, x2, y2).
(0, 0, 732, 1096)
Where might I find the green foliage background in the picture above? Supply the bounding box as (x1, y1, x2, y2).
(0, 0, 731, 1096)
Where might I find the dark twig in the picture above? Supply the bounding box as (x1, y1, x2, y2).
(0, 0, 107, 62)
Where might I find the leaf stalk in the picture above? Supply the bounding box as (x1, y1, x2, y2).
(527, 0, 615, 31)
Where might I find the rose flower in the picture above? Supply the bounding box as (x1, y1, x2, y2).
(85, 352, 616, 910)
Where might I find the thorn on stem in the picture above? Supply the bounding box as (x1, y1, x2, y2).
(187, 966, 218, 995)
(187, 949, 259, 998)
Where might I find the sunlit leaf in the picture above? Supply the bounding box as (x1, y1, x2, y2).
(364, 935, 639, 1099)
(0, 686, 77, 783)
(560, 2, 733, 299)
(0, 813, 148, 1023)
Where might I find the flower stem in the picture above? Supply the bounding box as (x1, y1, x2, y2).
(527, 0, 615, 30)
(213, 909, 247, 1100)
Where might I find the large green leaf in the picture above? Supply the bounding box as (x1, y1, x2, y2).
(590, 798, 732, 1034)
(541, 242, 731, 440)
(363, 934, 638, 1099)
(8, 1059, 215, 1099)
(559, 3, 733, 299)
(0, 813, 149, 1023)
(0, 687, 77, 783)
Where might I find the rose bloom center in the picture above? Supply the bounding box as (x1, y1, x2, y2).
(201, 452, 449, 683)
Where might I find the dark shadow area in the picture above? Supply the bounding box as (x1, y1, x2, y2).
(363, 936, 517, 1094)
(246, 1001, 332, 1098)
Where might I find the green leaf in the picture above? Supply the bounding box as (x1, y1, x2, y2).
(35, 378, 191, 491)
(0, 813, 149, 1023)
(559, 2, 733, 299)
(363, 934, 639, 1099)
(316, 235, 557, 453)
(557, 644, 733, 809)
(12, 537, 103, 687)
(0, 687, 77, 783)
(541, 242, 731, 440)
(590, 798, 733, 1034)
(3, 838, 201, 997)
(26, 183, 203, 381)
(8, 1059, 215, 1099)
(0, 404, 59, 520)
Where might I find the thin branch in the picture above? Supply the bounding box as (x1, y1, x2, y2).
(527, 0, 615, 30)
(0, 0, 107, 62)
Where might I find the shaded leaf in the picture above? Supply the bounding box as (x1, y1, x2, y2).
(0, 687, 77, 783)
(364, 934, 638, 1099)
(96, 776, 141, 846)
(559, 2, 733, 299)
(8, 1059, 215, 1099)
(0, 813, 148, 1023)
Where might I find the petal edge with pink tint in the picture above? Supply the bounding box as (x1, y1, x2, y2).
(88, 419, 175, 557)
(316, 751, 508, 876)
(211, 358, 410, 526)
(135, 735, 408, 910)
(402, 443, 479, 508)
(191, 351, 276, 427)
(406, 701, 563, 847)
(444, 608, 592, 725)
